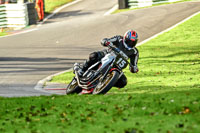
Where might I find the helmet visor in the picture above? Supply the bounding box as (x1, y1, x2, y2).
(125, 39, 138, 48)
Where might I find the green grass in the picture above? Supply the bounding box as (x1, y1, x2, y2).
(0, 91, 200, 133)
(45, 0, 74, 13)
(51, 71, 74, 84)
(0, 32, 7, 36)
(1, 9, 200, 133)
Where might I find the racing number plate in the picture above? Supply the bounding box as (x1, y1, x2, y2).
(116, 58, 128, 69)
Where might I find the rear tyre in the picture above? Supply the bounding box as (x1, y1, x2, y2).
(93, 70, 119, 94)
(66, 78, 82, 94)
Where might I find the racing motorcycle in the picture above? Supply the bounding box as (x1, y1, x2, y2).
(66, 43, 130, 95)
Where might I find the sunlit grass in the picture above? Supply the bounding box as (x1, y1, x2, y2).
(0, 32, 7, 36)
(45, 0, 74, 13)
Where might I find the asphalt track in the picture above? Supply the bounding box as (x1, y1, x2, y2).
(0, 0, 200, 97)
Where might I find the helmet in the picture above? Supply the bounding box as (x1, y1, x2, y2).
(123, 30, 138, 50)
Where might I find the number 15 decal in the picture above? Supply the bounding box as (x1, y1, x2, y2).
(117, 58, 127, 68)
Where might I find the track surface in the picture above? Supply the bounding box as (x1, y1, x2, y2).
(0, 0, 200, 97)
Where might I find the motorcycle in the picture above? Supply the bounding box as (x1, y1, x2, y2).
(66, 43, 130, 94)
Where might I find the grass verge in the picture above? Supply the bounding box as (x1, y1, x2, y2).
(0, 32, 8, 36)
(0, 10, 200, 133)
(45, 0, 74, 13)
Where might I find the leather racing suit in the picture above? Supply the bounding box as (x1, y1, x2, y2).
(82, 35, 139, 88)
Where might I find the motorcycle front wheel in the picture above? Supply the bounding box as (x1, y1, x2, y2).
(66, 77, 82, 94)
(93, 70, 119, 94)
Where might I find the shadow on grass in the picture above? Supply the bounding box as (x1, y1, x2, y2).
(112, 84, 200, 95)
(141, 50, 200, 59)
(109, 84, 200, 95)
(140, 59, 200, 65)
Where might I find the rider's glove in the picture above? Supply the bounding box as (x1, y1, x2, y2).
(101, 38, 110, 47)
(130, 65, 139, 73)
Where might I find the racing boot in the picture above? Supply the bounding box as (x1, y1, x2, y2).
(74, 60, 90, 77)
(77, 69, 84, 77)
(82, 60, 90, 72)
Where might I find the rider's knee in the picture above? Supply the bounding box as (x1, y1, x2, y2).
(89, 52, 98, 61)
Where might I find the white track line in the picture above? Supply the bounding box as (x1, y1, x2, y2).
(34, 69, 72, 94)
(0, 28, 38, 38)
(104, 4, 118, 16)
(37, 0, 82, 27)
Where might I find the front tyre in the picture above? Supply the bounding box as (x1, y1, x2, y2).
(66, 78, 82, 94)
(93, 70, 119, 94)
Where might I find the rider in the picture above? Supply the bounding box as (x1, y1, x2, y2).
(78, 30, 139, 88)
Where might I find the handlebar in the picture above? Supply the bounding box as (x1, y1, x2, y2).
(107, 42, 129, 60)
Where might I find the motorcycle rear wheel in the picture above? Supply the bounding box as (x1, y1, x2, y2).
(93, 70, 119, 94)
(66, 78, 82, 94)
